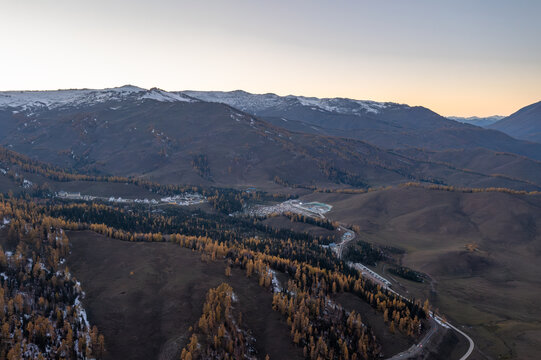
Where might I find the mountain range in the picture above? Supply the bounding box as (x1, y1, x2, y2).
(1, 86, 540, 191)
(446, 105, 541, 145)
(446, 115, 504, 127)
(182, 90, 541, 156)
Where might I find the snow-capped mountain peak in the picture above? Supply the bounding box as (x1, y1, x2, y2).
(181, 90, 403, 116)
(0, 85, 194, 112)
(140, 88, 193, 103)
(113, 84, 146, 92)
(293, 95, 391, 115)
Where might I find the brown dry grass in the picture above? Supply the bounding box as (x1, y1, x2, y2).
(300, 187, 541, 359)
(67, 230, 303, 360)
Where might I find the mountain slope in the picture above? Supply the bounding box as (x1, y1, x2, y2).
(395, 147, 541, 186)
(2, 86, 541, 191)
(0, 88, 418, 188)
(182, 90, 541, 161)
(489, 101, 541, 143)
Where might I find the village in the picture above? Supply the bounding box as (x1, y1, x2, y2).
(56, 190, 206, 206)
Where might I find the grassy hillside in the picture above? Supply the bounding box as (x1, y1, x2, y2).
(67, 230, 425, 360)
(396, 147, 541, 187)
(67, 231, 305, 360)
(301, 186, 541, 359)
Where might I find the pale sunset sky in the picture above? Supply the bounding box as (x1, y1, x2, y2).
(1, 0, 540, 116)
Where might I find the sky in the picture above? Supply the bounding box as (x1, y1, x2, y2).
(1, 0, 540, 116)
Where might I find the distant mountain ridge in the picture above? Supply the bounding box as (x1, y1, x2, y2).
(180, 90, 541, 160)
(447, 115, 504, 127)
(181, 90, 450, 132)
(0, 85, 194, 112)
(489, 100, 541, 143)
(182, 90, 404, 116)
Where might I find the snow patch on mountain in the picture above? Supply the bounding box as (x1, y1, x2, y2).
(182, 90, 283, 113)
(140, 88, 192, 102)
(0, 85, 194, 111)
(295, 96, 390, 114)
(182, 90, 400, 116)
(447, 115, 504, 127)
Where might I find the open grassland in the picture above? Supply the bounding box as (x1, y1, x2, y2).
(301, 187, 541, 359)
(67, 230, 304, 360)
(67, 230, 420, 360)
(259, 215, 339, 241)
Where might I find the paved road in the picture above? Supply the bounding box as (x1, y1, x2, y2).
(337, 226, 355, 259)
(298, 202, 475, 360)
(311, 208, 355, 260)
(387, 314, 474, 360)
(387, 317, 438, 359)
(438, 316, 475, 360)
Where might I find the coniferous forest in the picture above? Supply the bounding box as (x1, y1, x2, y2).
(0, 150, 430, 359)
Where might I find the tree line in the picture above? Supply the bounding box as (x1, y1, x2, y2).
(0, 190, 429, 359)
(0, 197, 105, 359)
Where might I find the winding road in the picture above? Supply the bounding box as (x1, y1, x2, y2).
(336, 226, 356, 259)
(438, 316, 475, 360)
(334, 222, 475, 359)
(287, 199, 475, 359)
(387, 313, 474, 360)
(387, 317, 438, 360)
